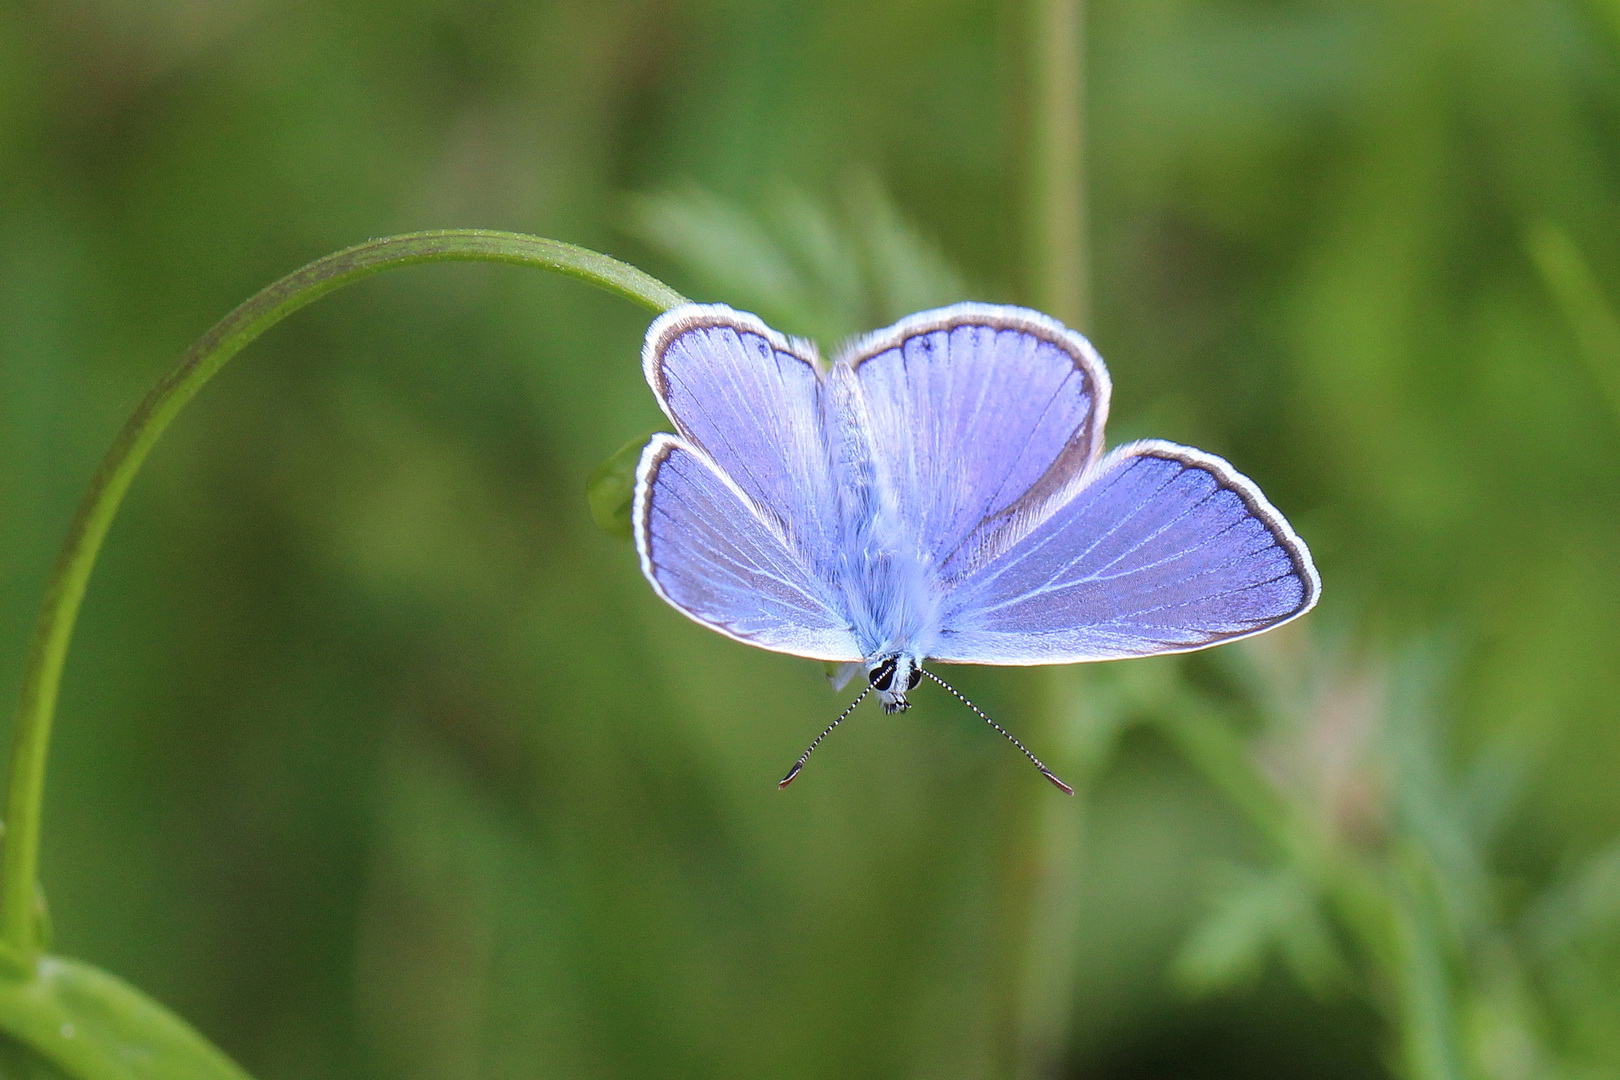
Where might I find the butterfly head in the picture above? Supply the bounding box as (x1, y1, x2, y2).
(868, 655, 922, 714)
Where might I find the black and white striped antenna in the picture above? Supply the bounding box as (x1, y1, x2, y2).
(919, 669, 1074, 795)
(776, 671, 1073, 795)
(778, 685, 871, 789)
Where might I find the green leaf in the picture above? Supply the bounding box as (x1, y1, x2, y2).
(1525, 835, 1620, 958)
(1174, 865, 1277, 993)
(0, 1036, 71, 1080)
(0, 957, 252, 1080)
(1525, 221, 1620, 426)
(626, 178, 971, 346)
(1174, 864, 1343, 996)
(586, 434, 655, 541)
(628, 185, 814, 332)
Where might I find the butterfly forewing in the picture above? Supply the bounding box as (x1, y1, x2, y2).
(842, 305, 1109, 569)
(645, 305, 839, 564)
(932, 441, 1319, 664)
(634, 435, 861, 662)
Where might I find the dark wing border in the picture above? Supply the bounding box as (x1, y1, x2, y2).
(1113, 439, 1321, 630)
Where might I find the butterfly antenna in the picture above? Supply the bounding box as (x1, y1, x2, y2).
(779, 685, 872, 789)
(920, 670, 1074, 795)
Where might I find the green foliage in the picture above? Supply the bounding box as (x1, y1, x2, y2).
(1526, 222, 1620, 425)
(0, 1038, 71, 1080)
(628, 178, 972, 344)
(3, 1, 1620, 1079)
(586, 434, 656, 542)
(1142, 629, 1620, 1079)
(1172, 864, 1343, 996)
(0, 958, 250, 1080)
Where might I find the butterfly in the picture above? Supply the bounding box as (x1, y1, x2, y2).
(631, 303, 1319, 791)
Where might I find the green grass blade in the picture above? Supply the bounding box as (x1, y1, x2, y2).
(0, 957, 251, 1080)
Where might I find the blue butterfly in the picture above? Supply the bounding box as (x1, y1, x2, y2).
(632, 304, 1319, 791)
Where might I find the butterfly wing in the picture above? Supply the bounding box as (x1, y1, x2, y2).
(634, 435, 861, 661)
(931, 441, 1319, 664)
(840, 304, 1110, 568)
(645, 304, 839, 563)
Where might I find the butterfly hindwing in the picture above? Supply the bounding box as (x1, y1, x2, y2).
(932, 441, 1319, 664)
(634, 435, 861, 662)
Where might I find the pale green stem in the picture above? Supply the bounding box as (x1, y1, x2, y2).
(1009, 668, 1090, 1080)
(1390, 850, 1468, 1080)
(1026, 0, 1089, 330)
(1524, 221, 1620, 426)
(1005, 0, 1089, 1076)
(0, 230, 686, 969)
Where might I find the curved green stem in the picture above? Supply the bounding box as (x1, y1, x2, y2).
(1, 230, 686, 968)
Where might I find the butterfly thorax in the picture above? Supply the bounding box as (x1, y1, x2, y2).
(823, 365, 942, 691)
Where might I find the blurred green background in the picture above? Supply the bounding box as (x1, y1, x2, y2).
(4, 0, 1620, 1077)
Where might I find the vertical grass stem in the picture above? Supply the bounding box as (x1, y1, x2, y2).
(1004, 0, 1090, 1075)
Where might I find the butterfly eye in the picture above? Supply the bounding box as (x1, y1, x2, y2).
(905, 668, 922, 691)
(869, 659, 897, 691)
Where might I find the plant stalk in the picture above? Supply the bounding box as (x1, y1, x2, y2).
(0, 230, 685, 968)
(1004, 0, 1090, 1076)
(1026, 0, 1089, 331)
